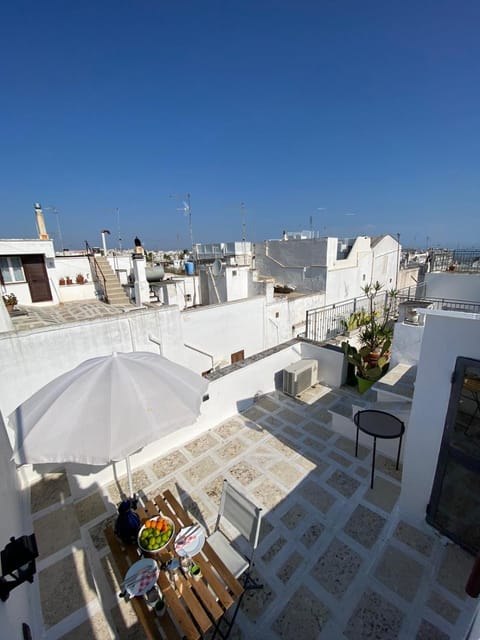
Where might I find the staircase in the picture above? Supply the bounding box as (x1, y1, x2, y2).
(89, 255, 131, 306)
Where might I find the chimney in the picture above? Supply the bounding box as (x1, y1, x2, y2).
(34, 203, 49, 240)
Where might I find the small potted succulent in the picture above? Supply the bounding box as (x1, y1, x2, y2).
(59, 277, 66, 286)
(2, 292, 18, 313)
(189, 563, 202, 581)
(66, 276, 73, 285)
(76, 273, 85, 284)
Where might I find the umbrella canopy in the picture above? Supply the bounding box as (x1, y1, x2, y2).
(10, 352, 208, 476)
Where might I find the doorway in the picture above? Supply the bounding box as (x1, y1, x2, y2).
(427, 357, 480, 554)
(22, 255, 52, 302)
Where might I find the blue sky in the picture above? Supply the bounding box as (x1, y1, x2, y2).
(1, 1, 479, 251)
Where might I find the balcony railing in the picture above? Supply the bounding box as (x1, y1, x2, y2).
(430, 250, 480, 273)
(304, 283, 480, 343)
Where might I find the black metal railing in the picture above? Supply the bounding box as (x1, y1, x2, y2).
(430, 250, 480, 273)
(85, 241, 109, 303)
(304, 282, 480, 344)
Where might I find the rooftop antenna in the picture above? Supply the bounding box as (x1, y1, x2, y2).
(241, 202, 246, 241)
(114, 208, 122, 251)
(45, 205, 65, 255)
(170, 193, 193, 250)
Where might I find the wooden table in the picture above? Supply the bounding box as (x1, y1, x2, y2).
(105, 489, 244, 639)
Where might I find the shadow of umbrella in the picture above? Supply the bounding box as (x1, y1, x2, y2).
(9, 351, 208, 498)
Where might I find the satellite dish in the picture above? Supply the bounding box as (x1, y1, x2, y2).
(212, 259, 223, 276)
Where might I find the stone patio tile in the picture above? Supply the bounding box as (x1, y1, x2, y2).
(107, 469, 150, 505)
(242, 406, 266, 421)
(436, 543, 472, 600)
(300, 523, 325, 549)
(272, 585, 330, 637)
(268, 461, 303, 487)
(39, 549, 97, 628)
(262, 414, 283, 428)
(304, 436, 327, 452)
(265, 436, 297, 457)
(262, 536, 287, 563)
(255, 396, 281, 412)
(394, 521, 434, 556)
(74, 491, 107, 526)
(252, 479, 287, 511)
(363, 476, 400, 513)
(34, 504, 80, 558)
(259, 517, 274, 543)
(228, 460, 261, 486)
(300, 479, 336, 514)
(110, 602, 146, 639)
(426, 591, 460, 624)
(282, 425, 303, 440)
(241, 423, 268, 441)
(59, 610, 112, 639)
(355, 465, 370, 478)
(344, 588, 404, 640)
(327, 469, 360, 497)
(328, 450, 352, 467)
(374, 545, 423, 602)
(184, 433, 219, 457)
(311, 538, 363, 598)
(277, 408, 303, 423)
(31, 471, 71, 513)
(240, 569, 276, 620)
(203, 475, 224, 506)
(344, 504, 387, 549)
(376, 453, 403, 481)
(215, 417, 246, 438)
(276, 550, 304, 583)
(415, 618, 450, 640)
(152, 449, 189, 479)
(281, 503, 308, 529)
(303, 421, 333, 440)
(335, 435, 369, 460)
(182, 455, 219, 484)
(309, 407, 332, 423)
(215, 438, 248, 461)
(89, 514, 116, 551)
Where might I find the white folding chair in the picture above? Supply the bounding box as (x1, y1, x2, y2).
(208, 480, 263, 638)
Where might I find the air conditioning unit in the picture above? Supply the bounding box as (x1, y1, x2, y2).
(282, 359, 318, 397)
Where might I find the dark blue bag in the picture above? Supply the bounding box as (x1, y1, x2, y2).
(114, 499, 141, 544)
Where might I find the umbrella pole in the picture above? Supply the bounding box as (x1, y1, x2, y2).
(126, 456, 134, 500)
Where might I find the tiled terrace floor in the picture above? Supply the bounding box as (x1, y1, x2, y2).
(31, 385, 477, 640)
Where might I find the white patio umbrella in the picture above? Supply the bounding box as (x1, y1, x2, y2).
(10, 351, 209, 497)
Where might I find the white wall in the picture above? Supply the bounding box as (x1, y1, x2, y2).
(182, 297, 266, 371)
(390, 322, 424, 368)
(399, 310, 480, 521)
(425, 273, 480, 302)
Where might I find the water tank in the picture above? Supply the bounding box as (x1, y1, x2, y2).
(185, 262, 194, 275)
(145, 266, 165, 282)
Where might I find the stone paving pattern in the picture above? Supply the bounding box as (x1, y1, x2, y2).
(31, 386, 477, 639)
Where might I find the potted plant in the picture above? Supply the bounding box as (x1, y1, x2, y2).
(154, 595, 166, 617)
(76, 273, 85, 284)
(342, 341, 389, 393)
(189, 563, 202, 581)
(2, 292, 18, 313)
(342, 282, 398, 392)
(66, 276, 73, 285)
(59, 277, 66, 286)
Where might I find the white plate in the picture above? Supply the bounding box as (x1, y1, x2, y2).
(174, 526, 206, 557)
(124, 558, 159, 597)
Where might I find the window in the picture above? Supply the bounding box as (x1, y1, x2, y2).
(0, 256, 25, 283)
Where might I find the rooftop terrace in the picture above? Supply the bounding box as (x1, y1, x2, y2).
(32, 384, 476, 640)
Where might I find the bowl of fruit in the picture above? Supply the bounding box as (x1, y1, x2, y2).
(138, 516, 175, 554)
